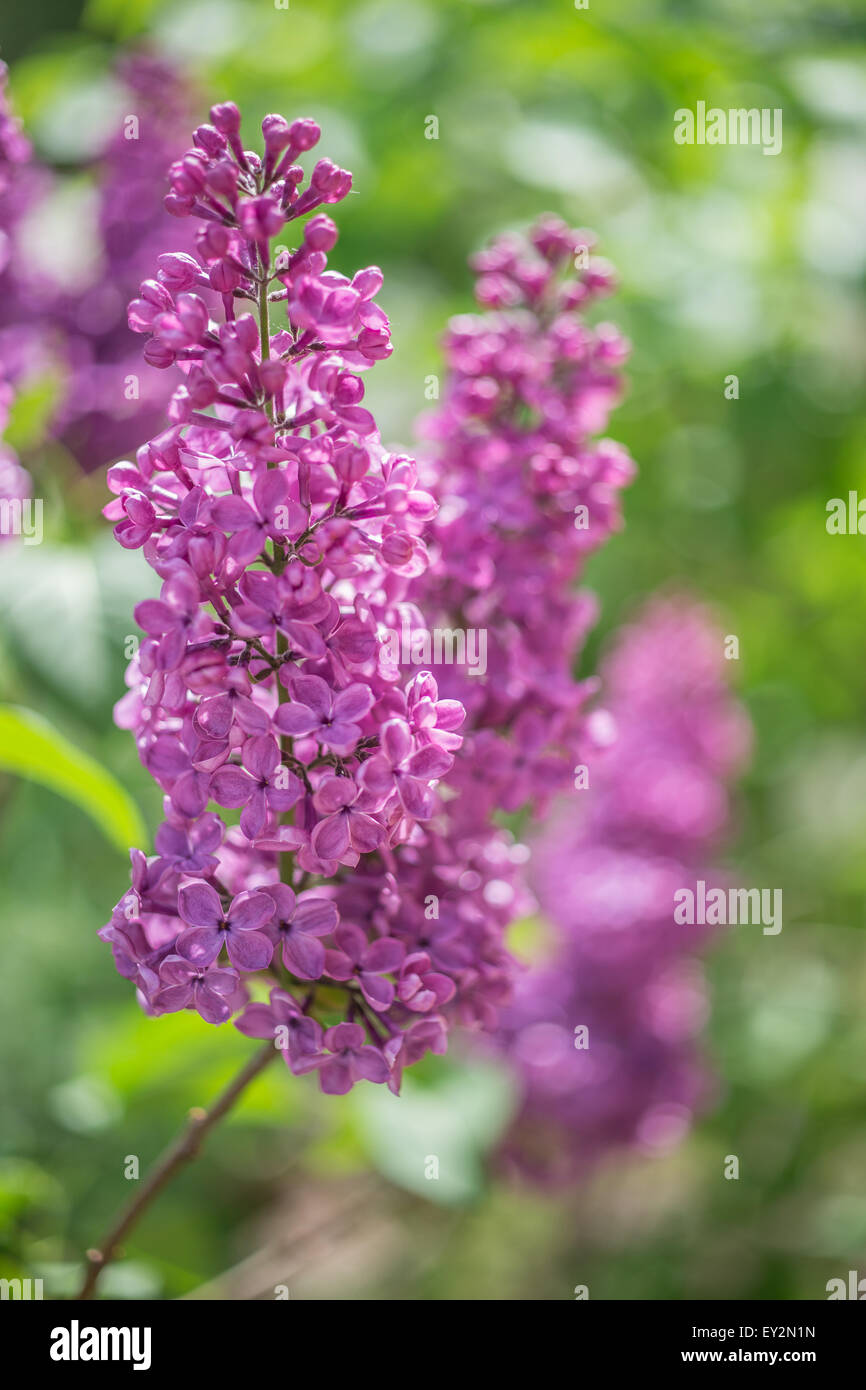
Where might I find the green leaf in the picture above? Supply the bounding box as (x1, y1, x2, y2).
(0, 704, 146, 854)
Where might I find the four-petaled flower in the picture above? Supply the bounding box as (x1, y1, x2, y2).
(176, 882, 275, 971)
(325, 923, 405, 1011)
(359, 718, 452, 819)
(235, 987, 324, 1068)
(295, 1022, 390, 1094)
(209, 736, 302, 839)
(154, 955, 243, 1024)
(310, 774, 385, 866)
(261, 883, 338, 979)
(274, 673, 374, 755)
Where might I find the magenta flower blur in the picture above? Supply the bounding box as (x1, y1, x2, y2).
(0, 66, 33, 537)
(492, 597, 751, 1184)
(56, 52, 203, 472)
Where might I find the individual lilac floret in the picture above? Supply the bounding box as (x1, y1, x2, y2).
(294, 1022, 391, 1094)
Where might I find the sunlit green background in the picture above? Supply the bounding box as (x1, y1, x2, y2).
(1, 0, 865, 1300)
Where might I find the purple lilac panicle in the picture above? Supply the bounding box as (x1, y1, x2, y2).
(494, 596, 751, 1183)
(100, 102, 467, 1091)
(414, 215, 634, 815)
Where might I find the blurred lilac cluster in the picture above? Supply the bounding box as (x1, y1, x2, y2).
(0, 53, 196, 474)
(0, 62, 35, 521)
(56, 53, 201, 472)
(494, 597, 751, 1183)
(417, 214, 634, 788)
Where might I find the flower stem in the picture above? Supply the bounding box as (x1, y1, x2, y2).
(75, 1040, 278, 1301)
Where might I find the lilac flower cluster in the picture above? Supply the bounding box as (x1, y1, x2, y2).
(99, 147, 648, 1095)
(100, 102, 473, 1092)
(493, 597, 751, 1183)
(415, 216, 635, 816)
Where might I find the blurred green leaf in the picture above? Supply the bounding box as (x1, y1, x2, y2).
(4, 373, 64, 454)
(0, 704, 145, 853)
(352, 1053, 517, 1205)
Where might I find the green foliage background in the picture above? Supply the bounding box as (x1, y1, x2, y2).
(0, 0, 865, 1299)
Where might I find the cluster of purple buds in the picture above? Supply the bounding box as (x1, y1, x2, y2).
(493, 597, 752, 1183)
(101, 103, 472, 1093)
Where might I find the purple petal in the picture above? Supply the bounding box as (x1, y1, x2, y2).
(335, 922, 367, 963)
(153, 984, 192, 1013)
(407, 744, 452, 779)
(357, 754, 394, 800)
(363, 937, 405, 974)
(323, 948, 355, 982)
(178, 881, 223, 929)
(332, 683, 375, 722)
(226, 929, 273, 972)
(398, 776, 434, 820)
(313, 776, 356, 813)
(360, 972, 395, 1011)
(310, 812, 349, 861)
(239, 788, 267, 840)
(282, 932, 326, 980)
(319, 1055, 353, 1094)
(347, 810, 386, 853)
(212, 495, 258, 529)
(194, 981, 232, 1024)
(274, 702, 320, 737)
(234, 1001, 279, 1039)
(381, 718, 412, 767)
(262, 882, 297, 922)
(243, 734, 279, 781)
(135, 599, 174, 636)
(288, 673, 332, 718)
(325, 1022, 366, 1051)
(228, 891, 275, 931)
(320, 720, 361, 754)
(158, 954, 196, 986)
(176, 926, 222, 966)
(351, 1045, 390, 1084)
(293, 896, 338, 936)
(210, 766, 254, 806)
(282, 621, 326, 658)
